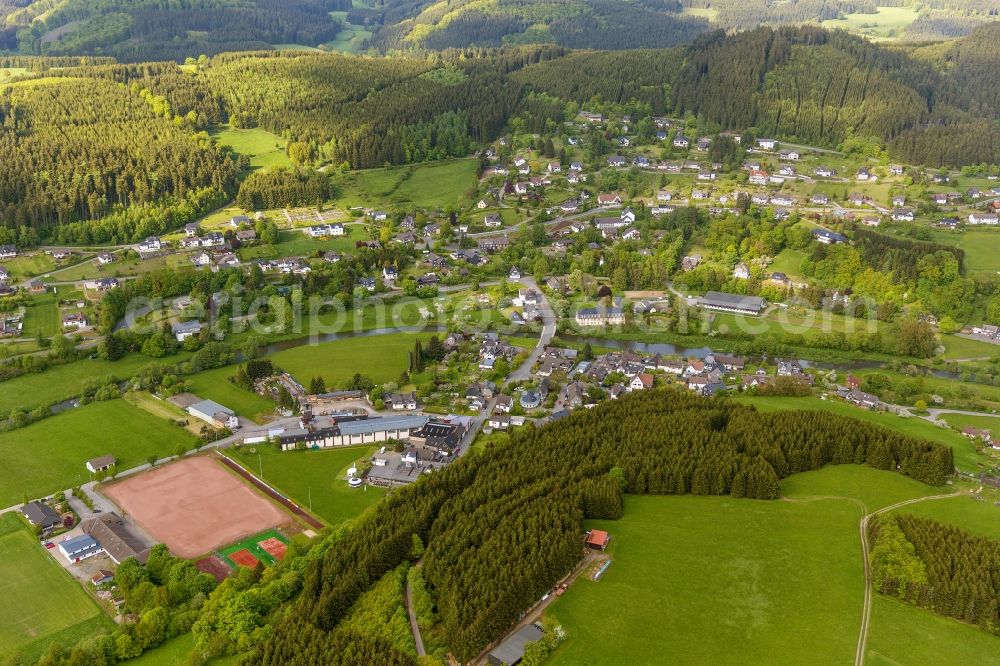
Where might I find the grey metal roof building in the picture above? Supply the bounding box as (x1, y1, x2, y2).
(698, 291, 765, 315)
(488, 623, 545, 666)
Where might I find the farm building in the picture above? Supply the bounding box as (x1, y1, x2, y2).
(586, 529, 611, 550)
(86, 455, 116, 474)
(187, 399, 239, 429)
(698, 292, 765, 316)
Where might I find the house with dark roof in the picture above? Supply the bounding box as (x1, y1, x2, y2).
(20, 501, 61, 531)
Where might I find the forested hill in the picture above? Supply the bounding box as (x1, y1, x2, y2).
(249, 390, 952, 664)
(0, 0, 351, 61)
(663, 24, 1000, 166)
(356, 0, 712, 51)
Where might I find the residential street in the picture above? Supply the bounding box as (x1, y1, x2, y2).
(507, 276, 556, 382)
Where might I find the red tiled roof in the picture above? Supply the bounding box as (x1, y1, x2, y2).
(586, 529, 610, 548)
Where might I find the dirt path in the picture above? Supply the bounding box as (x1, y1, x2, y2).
(854, 493, 957, 666)
(405, 561, 426, 658)
(215, 452, 325, 530)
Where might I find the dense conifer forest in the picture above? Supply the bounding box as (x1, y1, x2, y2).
(1, 0, 351, 61)
(251, 390, 952, 664)
(870, 514, 1000, 634)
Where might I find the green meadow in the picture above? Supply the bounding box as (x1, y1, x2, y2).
(0, 353, 189, 414)
(268, 332, 432, 389)
(211, 126, 291, 171)
(548, 465, 998, 664)
(185, 365, 276, 423)
(548, 493, 862, 664)
(0, 399, 196, 505)
(335, 159, 479, 209)
(0, 514, 111, 661)
(228, 445, 384, 526)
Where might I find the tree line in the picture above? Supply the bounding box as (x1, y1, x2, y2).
(870, 513, 1000, 634)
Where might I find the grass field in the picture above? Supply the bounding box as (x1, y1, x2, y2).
(889, 491, 1000, 542)
(324, 23, 372, 53)
(931, 229, 1000, 274)
(821, 6, 920, 41)
(937, 412, 1000, 433)
(940, 334, 1000, 360)
(2, 253, 55, 280)
(125, 391, 203, 435)
(218, 529, 289, 567)
(734, 395, 985, 473)
(867, 594, 1000, 665)
(239, 228, 359, 261)
(548, 493, 863, 664)
(185, 365, 275, 423)
(229, 445, 384, 526)
(54, 252, 193, 282)
(767, 248, 808, 282)
(20, 289, 61, 338)
(268, 332, 432, 389)
(211, 126, 291, 171)
(549, 465, 991, 664)
(123, 633, 243, 666)
(780, 464, 945, 511)
(0, 514, 108, 660)
(335, 159, 478, 209)
(712, 309, 885, 338)
(0, 353, 189, 414)
(0, 399, 196, 505)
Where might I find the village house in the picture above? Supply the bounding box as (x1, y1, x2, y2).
(813, 228, 848, 244)
(0, 245, 17, 259)
(969, 213, 1000, 226)
(733, 262, 751, 279)
(172, 320, 204, 341)
(96, 251, 116, 265)
(304, 223, 345, 237)
(137, 236, 161, 253)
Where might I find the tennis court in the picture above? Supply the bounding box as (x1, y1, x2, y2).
(218, 529, 290, 568)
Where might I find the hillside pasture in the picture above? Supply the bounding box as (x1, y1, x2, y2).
(0, 399, 196, 506)
(548, 493, 862, 664)
(336, 159, 478, 209)
(267, 332, 432, 389)
(211, 126, 291, 170)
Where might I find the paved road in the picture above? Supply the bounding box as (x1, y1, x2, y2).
(507, 276, 556, 382)
(854, 493, 957, 666)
